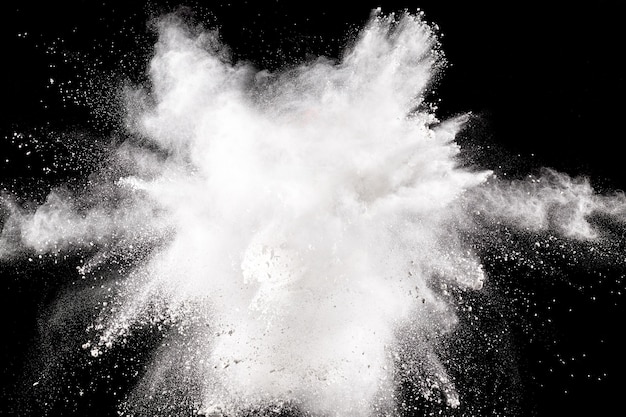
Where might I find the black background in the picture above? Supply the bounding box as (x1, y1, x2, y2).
(1, 1, 625, 416)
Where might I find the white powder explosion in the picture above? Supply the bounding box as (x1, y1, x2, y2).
(1, 10, 625, 417)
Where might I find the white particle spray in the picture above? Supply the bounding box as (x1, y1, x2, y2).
(1, 10, 625, 417)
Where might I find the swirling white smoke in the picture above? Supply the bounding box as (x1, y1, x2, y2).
(1, 10, 625, 417)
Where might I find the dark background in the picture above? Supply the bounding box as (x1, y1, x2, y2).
(1, 1, 625, 416)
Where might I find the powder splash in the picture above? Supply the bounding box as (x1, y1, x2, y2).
(1, 10, 625, 417)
